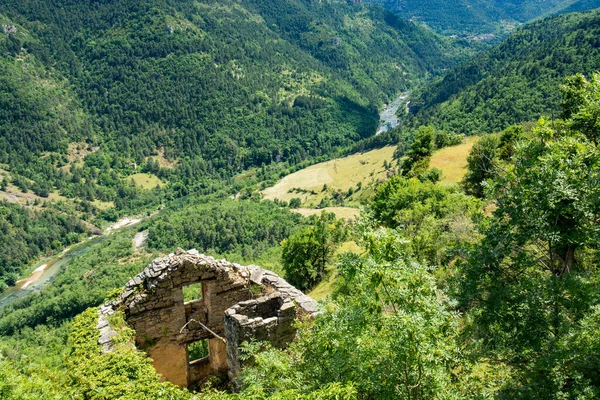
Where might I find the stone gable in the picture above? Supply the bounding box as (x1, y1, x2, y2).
(98, 248, 318, 387)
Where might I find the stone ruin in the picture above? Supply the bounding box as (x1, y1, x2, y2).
(97, 249, 318, 387)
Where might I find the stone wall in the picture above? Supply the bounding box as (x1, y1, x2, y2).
(225, 294, 298, 384)
(98, 249, 318, 387)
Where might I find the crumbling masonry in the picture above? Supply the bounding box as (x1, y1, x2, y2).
(97, 249, 318, 387)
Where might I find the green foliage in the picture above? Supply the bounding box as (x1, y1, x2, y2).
(370, 176, 481, 266)
(288, 198, 302, 208)
(409, 9, 600, 134)
(434, 130, 464, 149)
(497, 124, 524, 160)
(183, 283, 202, 303)
(298, 227, 459, 399)
(561, 72, 600, 143)
(147, 198, 305, 264)
(418, 167, 443, 184)
(281, 212, 347, 290)
(68, 308, 190, 399)
(0, 323, 72, 399)
(462, 134, 500, 197)
(188, 340, 208, 361)
(0, 53, 95, 187)
(458, 74, 600, 397)
(0, 202, 88, 286)
(398, 125, 434, 178)
(204, 352, 358, 400)
(206, 226, 460, 399)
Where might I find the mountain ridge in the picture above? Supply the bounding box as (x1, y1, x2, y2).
(365, 0, 600, 35)
(405, 8, 600, 134)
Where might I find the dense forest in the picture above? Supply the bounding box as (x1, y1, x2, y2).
(1, 0, 600, 399)
(2, 73, 600, 398)
(365, 0, 600, 35)
(0, 0, 463, 193)
(406, 8, 600, 134)
(0, 0, 470, 284)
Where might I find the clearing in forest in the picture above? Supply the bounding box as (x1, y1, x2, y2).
(430, 136, 479, 186)
(128, 173, 164, 189)
(261, 146, 396, 206)
(262, 136, 477, 213)
(291, 207, 360, 220)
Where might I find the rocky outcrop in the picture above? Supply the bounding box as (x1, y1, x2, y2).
(98, 249, 318, 387)
(1, 25, 17, 35)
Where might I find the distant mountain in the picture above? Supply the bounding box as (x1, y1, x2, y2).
(406, 9, 600, 134)
(0, 0, 463, 196)
(365, 0, 600, 35)
(546, 0, 600, 16)
(0, 0, 471, 288)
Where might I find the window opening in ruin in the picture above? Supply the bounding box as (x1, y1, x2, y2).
(183, 282, 202, 303)
(188, 339, 209, 363)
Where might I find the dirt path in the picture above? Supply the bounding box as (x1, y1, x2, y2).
(105, 217, 143, 233)
(133, 231, 149, 252)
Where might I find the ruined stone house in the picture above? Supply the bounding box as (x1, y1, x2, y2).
(98, 249, 318, 387)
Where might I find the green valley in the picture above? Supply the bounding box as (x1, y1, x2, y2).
(0, 0, 467, 286)
(407, 8, 600, 134)
(1, 1, 600, 399)
(366, 0, 600, 35)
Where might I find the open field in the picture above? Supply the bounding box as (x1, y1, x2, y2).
(261, 146, 396, 206)
(262, 136, 476, 213)
(92, 200, 114, 210)
(430, 136, 479, 186)
(128, 173, 164, 189)
(150, 147, 177, 169)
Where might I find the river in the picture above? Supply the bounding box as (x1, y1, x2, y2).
(0, 216, 145, 309)
(0, 95, 410, 308)
(377, 91, 410, 135)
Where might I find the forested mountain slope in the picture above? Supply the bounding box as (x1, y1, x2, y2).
(365, 0, 600, 35)
(545, 0, 600, 16)
(0, 0, 458, 189)
(0, 0, 464, 286)
(406, 9, 600, 134)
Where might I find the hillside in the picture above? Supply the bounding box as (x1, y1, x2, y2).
(0, 0, 460, 186)
(0, 0, 467, 285)
(260, 135, 476, 211)
(406, 8, 600, 134)
(3, 1, 600, 399)
(365, 0, 600, 35)
(429, 136, 478, 185)
(545, 0, 600, 16)
(261, 146, 396, 207)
